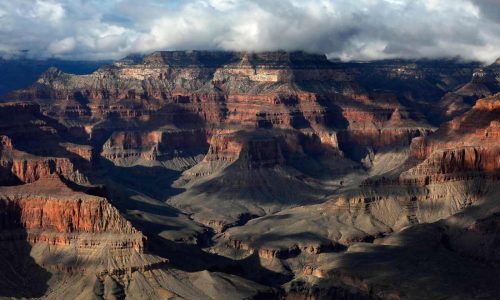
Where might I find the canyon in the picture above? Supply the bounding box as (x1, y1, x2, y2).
(0, 50, 499, 299)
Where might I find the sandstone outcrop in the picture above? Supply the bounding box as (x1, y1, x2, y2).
(10, 51, 437, 161)
(0, 175, 143, 249)
(0, 102, 91, 184)
(0, 134, 87, 184)
(402, 94, 500, 184)
(101, 128, 208, 168)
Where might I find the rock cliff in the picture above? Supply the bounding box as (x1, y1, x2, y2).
(403, 94, 500, 184)
(1, 51, 499, 299)
(10, 51, 436, 160)
(0, 175, 143, 248)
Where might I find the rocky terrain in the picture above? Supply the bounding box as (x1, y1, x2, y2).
(0, 51, 499, 299)
(0, 58, 106, 98)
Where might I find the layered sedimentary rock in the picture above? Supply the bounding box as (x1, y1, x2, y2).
(2, 52, 500, 299)
(455, 61, 500, 97)
(61, 142, 93, 161)
(0, 175, 271, 300)
(101, 128, 208, 168)
(215, 120, 498, 299)
(336, 104, 434, 161)
(169, 127, 354, 231)
(0, 102, 70, 154)
(218, 176, 487, 260)
(0, 102, 92, 185)
(339, 58, 482, 123)
(203, 130, 285, 168)
(0, 175, 143, 248)
(0, 176, 179, 299)
(212, 93, 499, 274)
(403, 95, 500, 184)
(10, 51, 438, 160)
(0, 135, 87, 184)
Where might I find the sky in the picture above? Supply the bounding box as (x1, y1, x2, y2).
(0, 0, 499, 62)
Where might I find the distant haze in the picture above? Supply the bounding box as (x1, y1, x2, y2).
(0, 0, 499, 63)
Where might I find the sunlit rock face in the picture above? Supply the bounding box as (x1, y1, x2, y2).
(10, 50, 446, 164)
(1, 52, 500, 299)
(403, 95, 500, 184)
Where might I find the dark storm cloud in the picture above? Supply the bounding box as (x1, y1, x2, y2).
(0, 0, 498, 62)
(473, 0, 500, 23)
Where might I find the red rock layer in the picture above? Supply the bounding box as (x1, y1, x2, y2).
(0, 176, 144, 251)
(0, 197, 135, 234)
(0, 102, 92, 183)
(402, 95, 500, 185)
(202, 127, 344, 171)
(0, 135, 86, 184)
(204, 131, 244, 164)
(62, 143, 93, 162)
(101, 128, 209, 163)
(204, 131, 285, 169)
(8, 157, 79, 183)
(9, 51, 435, 162)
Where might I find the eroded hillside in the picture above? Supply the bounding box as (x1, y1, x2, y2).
(0, 51, 499, 299)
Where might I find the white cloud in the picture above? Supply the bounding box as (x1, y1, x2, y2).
(207, 0, 239, 11)
(0, 0, 499, 62)
(48, 37, 75, 54)
(33, 0, 65, 23)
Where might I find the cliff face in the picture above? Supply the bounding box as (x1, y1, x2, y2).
(0, 102, 92, 185)
(0, 103, 141, 248)
(2, 52, 500, 300)
(403, 95, 500, 184)
(340, 59, 482, 123)
(204, 130, 286, 169)
(0, 135, 87, 184)
(9, 157, 83, 183)
(0, 178, 151, 299)
(0, 195, 136, 235)
(101, 128, 209, 167)
(10, 51, 438, 162)
(0, 176, 142, 245)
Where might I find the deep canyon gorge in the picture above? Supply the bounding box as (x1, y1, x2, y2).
(0, 50, 499, 299)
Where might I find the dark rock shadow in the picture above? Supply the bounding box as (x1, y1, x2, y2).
(98, 158, 295, 288)
(330, 221, 500, 299)
(0, 201, 51, 298)
(98, 159, 185, 200)
(147, 235, 293, 287)
(245, 232, 347, 258)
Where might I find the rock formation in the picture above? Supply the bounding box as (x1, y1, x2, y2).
(0, 51, 499, 299)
